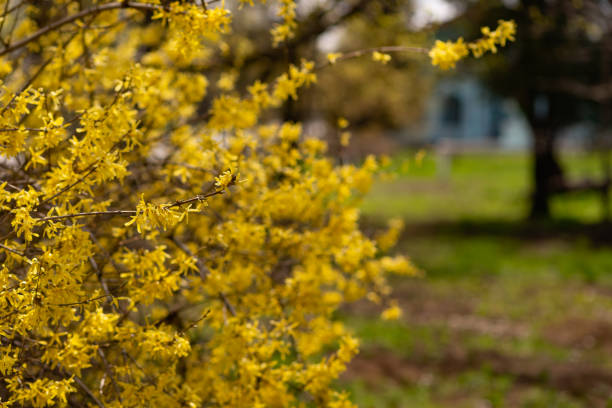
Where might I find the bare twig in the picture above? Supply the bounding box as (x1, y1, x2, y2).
(178, 309, 211, 336)
(97, 348, 123, 403)
(0, 243, 25, 257)
(316, 45, 429, 70)
(72, 371, 107, 408)
(170, 235, 237, 316)
(0, 27, 83, 116)
(163, 189, 224, 208)
(45, 293, 113, 307)
(36, 209, 137, 222)
(35, 190, 224, 223)
(37, 132, 129, 208)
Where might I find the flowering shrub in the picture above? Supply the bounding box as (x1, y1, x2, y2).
(429, 20, 516, 69)
(0, 1, 513, 407)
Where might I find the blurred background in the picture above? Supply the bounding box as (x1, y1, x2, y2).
(228, 0, 612, 406)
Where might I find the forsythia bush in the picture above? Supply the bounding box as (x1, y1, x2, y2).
(0, 1, 514, 407)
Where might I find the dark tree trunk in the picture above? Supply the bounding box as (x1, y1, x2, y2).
(520, 92, 565, 220)
(530, 127, 564, 219)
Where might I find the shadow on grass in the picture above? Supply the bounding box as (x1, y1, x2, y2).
(404, 218, 612, 246)
(363, 215, 612, 246)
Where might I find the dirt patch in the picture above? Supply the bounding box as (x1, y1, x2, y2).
(345, 280, 474, 318)
(417, 314, 530, 339)
(544, 317, 612, 351)
(343, 346, 612, 406)
(346, 280, 530, 341)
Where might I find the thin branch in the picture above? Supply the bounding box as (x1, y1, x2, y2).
(163, 189, 224, 208)
(0, 26, 82, 116)
(0, 0, 222, 56)
(170, 235, 236, 316)
(72, 371, 107, 408)
(0, 242, 25, 257)
(37, 131, 129, 208)
(0, 180, 22, 191)
(0, 127, 54, 132)
(0, 1, 159, 56)
(36, 209, 137, 222)
(0, 0, 14, 40)
(316, 45, 429, 70)
(97, 348, 123, 403)
(39, 164, 102, 207)
(35, 190, 225, 223)
(0, 307, 27, 322)
(89, 255, 120, 312)
(45, 294, 112, 307)
(178, 309, 211, 336)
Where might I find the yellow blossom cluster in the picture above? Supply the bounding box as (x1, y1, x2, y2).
(372, 51, 392, 64)
(0, 1, 423, 407)
(0, 0, 512, 406)
(429, 19, 516, 70)
(429, 38, 470, 70)
(271, 0, 298, 45)
(469, 19, 517, 57)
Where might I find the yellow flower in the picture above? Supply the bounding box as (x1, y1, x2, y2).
(340, 132, 351, 147)
(214, 168, 236, 189)
(381, 300, 403, 320)
(217, 70, 237, 91)
(429, 38, 469, 70)
(327, 52, 342, 64)
(430, 20, 515, 69)
(372, 51, 392, 64)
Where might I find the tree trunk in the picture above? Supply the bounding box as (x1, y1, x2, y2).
(530, 127, 564, 218)
(520, 92, 565, 220)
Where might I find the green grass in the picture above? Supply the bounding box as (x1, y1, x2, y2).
(341, 151, 612, 407)
(361, 151, 611, 223)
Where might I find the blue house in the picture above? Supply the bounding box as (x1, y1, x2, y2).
(424, 75, 531, 150)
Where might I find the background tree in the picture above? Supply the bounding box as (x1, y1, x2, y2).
(446, 0, 612, 218)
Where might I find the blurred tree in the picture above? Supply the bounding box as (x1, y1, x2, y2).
(207, 1, 434, 155)
(311, 8, 433, 156)
(448, 0, 612, 218)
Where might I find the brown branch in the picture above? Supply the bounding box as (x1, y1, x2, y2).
(0, 127, 53, 132)
(178, 309, 211, 336)
(36, 209, 137, 222)
(0, 1, 160, 56)
(36, 191, 225, 223)
(0, 242, 25, 257)
(45, 294, 113, 307)
(89, 255, 121, 312)
(38, 164, 101, 208)
(37, 129, 130, 208)
(170, 235, 237, 316)
(0, 25, 83, 116)
(316, 45, 429, 70)
(97, 348, 123, 403)
(0, 180, 23, 191)
(0, 307, 27, 322)
(163, 189, 224, 208)
(71, 371, 107, 408)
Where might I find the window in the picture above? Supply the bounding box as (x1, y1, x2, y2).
(442, 94, 462, 126)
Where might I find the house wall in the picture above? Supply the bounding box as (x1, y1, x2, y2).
(424, 76, 530, 150)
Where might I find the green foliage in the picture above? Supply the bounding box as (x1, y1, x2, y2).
(362, 151, 612, 222)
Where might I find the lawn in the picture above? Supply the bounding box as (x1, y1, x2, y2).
(341, 151, 612, 407)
